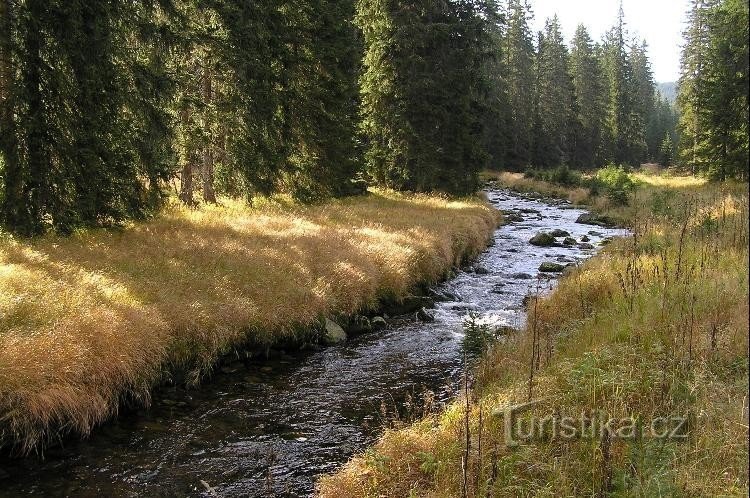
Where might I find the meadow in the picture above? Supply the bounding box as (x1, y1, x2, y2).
(0, 190, 499, 453)
(320, 170, 749, 497)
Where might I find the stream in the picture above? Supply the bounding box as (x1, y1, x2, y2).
(0, 189, 626, 497)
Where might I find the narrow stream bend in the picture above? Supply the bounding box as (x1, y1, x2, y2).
(0, 189, 627, 497)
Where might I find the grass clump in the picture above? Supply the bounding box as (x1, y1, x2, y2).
(0, 189, 500, 454)
(319, 174, 749, 497)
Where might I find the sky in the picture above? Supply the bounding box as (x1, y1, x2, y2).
(530, 0, 691, 82)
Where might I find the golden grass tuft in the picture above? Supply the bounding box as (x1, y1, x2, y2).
(320, 175, 749, 497)
(0, 189, 500, 453)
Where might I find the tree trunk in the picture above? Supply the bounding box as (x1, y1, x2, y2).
(0, 0, 22, 229)
(23, 0, 46, 233)
(202, 59, 216, 203)
(179, 106, 195, 206)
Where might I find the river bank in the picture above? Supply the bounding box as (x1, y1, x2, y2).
(0, 189, 500, 454)
(320, 171, 749, 497)
(0, 187, 628, 496)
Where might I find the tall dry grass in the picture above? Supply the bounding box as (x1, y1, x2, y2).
(0, 190, 500, 453)
(319, 175, 749, 497)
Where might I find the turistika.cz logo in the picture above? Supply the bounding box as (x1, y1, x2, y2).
(493, 399, 690, 447)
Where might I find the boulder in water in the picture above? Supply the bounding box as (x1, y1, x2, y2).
(529, 232, 556, 247)
(539, 262, 566, 273)
(549, 229, 570, 238)
(576, 213, 618, 228)
(324, 318, 347, 345)
(371, 316, 387, 331)
(347, 315, 372, 335)
(416, 307, 436, 322)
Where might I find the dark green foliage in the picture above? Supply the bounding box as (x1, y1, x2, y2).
(504, 0, 535, 170)
(0, 1, 175, 235)
(678, 0, 748, 180)
(356, 0, 489, 195)
(659, 132, 675, 167)
(462, 312, 500, 357)
(532, 16, 574, 169)
(647, 94, 680, 163)
(524, 165, 583, 187)
(593, 164, 637, 205)
(569, 25, 605, 169)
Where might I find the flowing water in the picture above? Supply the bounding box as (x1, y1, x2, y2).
(0, 189, 626, 497)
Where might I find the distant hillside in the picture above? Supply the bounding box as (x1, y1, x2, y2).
(658, 81, 678, 104)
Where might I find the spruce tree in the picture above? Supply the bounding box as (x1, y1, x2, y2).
(357, 0, 488, 194)
(533, 16, 574, 168)
(504, 0, 536, 169)
(569, 25, 605, 169)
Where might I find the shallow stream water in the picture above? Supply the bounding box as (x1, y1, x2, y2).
(0, 189, 626, 497)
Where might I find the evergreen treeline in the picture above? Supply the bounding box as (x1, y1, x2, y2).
(1, 0, 738, 236)
(677, 0, 749, 180)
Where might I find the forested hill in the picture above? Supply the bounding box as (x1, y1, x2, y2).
(658, 81, 678, 103)
(0, 0, 747, 236)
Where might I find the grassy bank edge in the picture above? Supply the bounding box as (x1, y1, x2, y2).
(0, 189, 501, 454)
(319, 171, 749, 497)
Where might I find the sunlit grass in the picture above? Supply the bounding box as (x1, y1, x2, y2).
(320, 175, 749, 497)
(0, 189, 500, 453)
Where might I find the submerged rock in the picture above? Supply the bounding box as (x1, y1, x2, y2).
(578, 243, 595, 250)
(347, 315, 372, 335)
(324, 318, 347, 345)
(539, 262, 566, 273)
(416, 307, 436, 322)
(502, 211, 525, 223)
(529, 232, 556, 247)
(563, 237, 577, 246)
(371, 316, 387, 330)
(385, 295, 435, 315)
(473, 266, 491, 275)
(510, 272, 534, 280)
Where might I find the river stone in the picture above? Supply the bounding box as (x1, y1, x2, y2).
(502, 212, 525, 223)
(371, 316, 387, 330)
(387, 295, 435, 315)
(347, 315, 372, 335)
(539, 262, 566, 273)
(324, 318, 347, 345)
(510, 272, 534, 279)
(416, 307, 436, 322)
(473, 266, 491, 275)
(549, 229, 570, 238)
(578, 243, 595, 250)
(576, 213, 617, 228)
(563, 237, 577, 246)
(529, 232, 556, 247)
(580, 235, 591, 242)
(220, 362, 244, 375)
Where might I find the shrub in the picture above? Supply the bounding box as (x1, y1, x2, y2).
(524, 165, 583, 188)
(593, 165, 637, 206)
